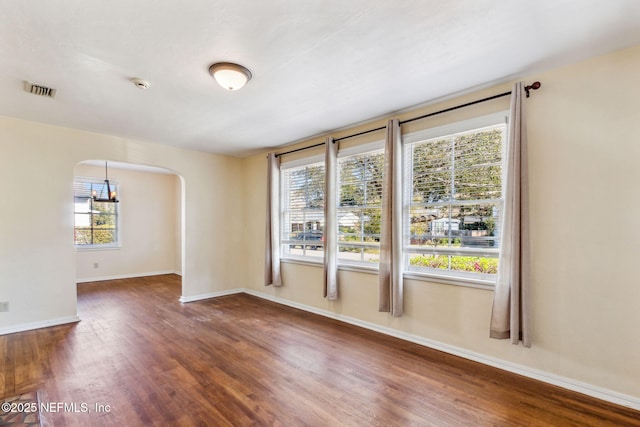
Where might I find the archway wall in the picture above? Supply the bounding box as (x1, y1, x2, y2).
(0, 116, 245, 332)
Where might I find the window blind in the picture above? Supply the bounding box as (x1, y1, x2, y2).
(406, 123, 505, 280)
(281, 162, 325, 259)
(74, 178, 119, 246)
(337, 149, 384, 265)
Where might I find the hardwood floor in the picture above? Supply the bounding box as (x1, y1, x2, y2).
(1, 274, 639, 426)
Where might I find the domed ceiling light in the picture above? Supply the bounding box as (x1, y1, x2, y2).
(130, 78, 151, 89)
(209, 62, 252, 91)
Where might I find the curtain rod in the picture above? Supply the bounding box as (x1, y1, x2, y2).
(275, 82, 541, 157)
(274, 141, 325, 157)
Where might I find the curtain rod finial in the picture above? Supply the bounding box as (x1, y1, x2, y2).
(524, 81, 541, 98)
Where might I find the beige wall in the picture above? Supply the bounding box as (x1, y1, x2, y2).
(241, 45, 640, 400)
(0, 120, 244, 330)
(74, 164, 181, 281)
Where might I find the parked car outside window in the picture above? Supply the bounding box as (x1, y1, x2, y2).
(289, 231, 324, 250)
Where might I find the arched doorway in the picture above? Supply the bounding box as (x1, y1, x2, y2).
(73, 160, 185, 302)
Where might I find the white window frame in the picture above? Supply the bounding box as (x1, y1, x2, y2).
(403, 112, 508, 288)
(74, 177, 121, 250)
(336, 140, 385, 269)
(280, 155, 325, 263)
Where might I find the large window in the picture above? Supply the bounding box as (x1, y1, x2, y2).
(337, 148, 384, 265)
(74, 179, 119, 247)
(276, 113, 506, 285)
(281, 160, 325, 260)
(404, 114, 506, 282)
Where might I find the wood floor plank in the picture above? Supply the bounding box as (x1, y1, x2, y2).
(0, 274, 638, 426)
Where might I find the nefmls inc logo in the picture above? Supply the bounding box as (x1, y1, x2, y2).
(40, 402, 90, 413)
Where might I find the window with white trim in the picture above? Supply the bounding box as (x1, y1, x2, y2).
(337, 147, 384, 265)
(281, 159, 325, 260)
(404, 113, 506, 283)
(74, 178, 119, 247)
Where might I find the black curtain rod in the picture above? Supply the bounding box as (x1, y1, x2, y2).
(275, 82, 541, 157)
(275, 141, 326, 157)
(399, 90, 511, 126)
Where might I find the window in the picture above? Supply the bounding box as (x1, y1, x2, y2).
(404, 114, 506, 283)
(281, 160, 325, 260)
(337, 148, 384, 265)
(74, 179, 119, 247)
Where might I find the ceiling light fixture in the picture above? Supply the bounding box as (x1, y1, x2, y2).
(130, 78, 151, 89)
(92, 161, 119, 203)
(209, 62, 252, 91)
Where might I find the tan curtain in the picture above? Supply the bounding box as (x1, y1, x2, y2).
(379, 119, 404, 316)
(323, 137, 338, 300)
(265, 152, 282, 287)
(490, 82, 531, 346)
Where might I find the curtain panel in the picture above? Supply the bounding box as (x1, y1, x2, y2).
(265, 152, 283, 287)
(490, 82, 531, 346)
(378, 119, 404, 317)
(323, 137, 339, 300)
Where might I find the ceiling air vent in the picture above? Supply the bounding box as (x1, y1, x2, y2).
(24, 81, 57, 98)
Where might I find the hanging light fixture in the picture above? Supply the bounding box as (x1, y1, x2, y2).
(92, 161, 119, 203)
(209, 62, 252, 91)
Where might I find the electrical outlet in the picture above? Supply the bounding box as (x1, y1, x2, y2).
(93, 262, 99, 269)
(0, 301, 9, 312)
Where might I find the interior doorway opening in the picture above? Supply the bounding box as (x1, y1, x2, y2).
(73, 160, 185, 297)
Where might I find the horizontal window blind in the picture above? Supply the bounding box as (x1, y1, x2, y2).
(74, 179, 119, 246)
(281, 162, 325, 259)
(337, 149, 384, 265)
(406, 123, 505, 280)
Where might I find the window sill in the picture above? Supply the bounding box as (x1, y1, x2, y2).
(281, 257, 379, 275)
(337, 267, 495, 290)
(280, 258, 495, 290)
(403, 271, 495, 290)
(281, 257, 323, 268)
(75, 245, 121, 252)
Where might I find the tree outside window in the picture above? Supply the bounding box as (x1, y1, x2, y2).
(407, 124, 505, 279)
(74, 179, 119, 246)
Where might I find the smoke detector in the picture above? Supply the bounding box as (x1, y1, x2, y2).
(130, 78, 151, 89)
(24, 81, 57, 98)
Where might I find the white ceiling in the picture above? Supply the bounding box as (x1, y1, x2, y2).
(2, 1, 640, 157)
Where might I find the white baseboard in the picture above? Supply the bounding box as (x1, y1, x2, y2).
(76, 270, 179, 283)
(179, 288, 242, 303)
(0, 315, 80, 336)
(239, 288, 640, 412)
